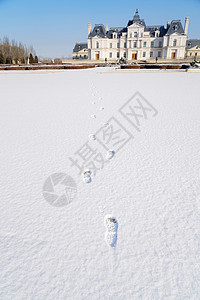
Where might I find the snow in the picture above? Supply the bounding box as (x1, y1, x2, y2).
(0, 68, 200, 299)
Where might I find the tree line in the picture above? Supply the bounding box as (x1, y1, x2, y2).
(0, 36, 38, 64)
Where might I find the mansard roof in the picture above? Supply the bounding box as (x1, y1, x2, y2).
(88, 11, 185, 39)
(186, 39, 200, 49)
(166, 20, 185, 35)
(73, 43, 88, 53)
(144, 26, 167, 37)
(88, 24, 107, 38)
(127, 9, 146, 27)
(107, 27, 127, 38)
(127, 19, 146, 27)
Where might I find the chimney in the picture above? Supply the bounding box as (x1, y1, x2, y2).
(105, 24, 108, 32)
(184, 17, 189, 35)
(88, 22, 92, 35)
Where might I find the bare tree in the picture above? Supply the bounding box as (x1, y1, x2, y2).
(0, 36, 37, 64)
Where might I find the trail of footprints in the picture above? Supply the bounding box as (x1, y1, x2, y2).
(84, 81, 118, 248)
(82, 82, 115, 184)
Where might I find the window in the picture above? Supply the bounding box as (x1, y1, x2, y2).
(117, 52, 120, 58)
(143, 42, 147, 47)
(130, 33, 132, 38)
(109, 52, 112, 58)
(117, 42, 120, 48)
(124, 42, 127, 48)
(96, 42, 99, 49)
(143, 52, 146, 57)
(150, 51, 153, 57)
(134, 41, 137, 48)
(158, 51, 161, 57)
(124, 52, 126, 58)
(151, 41, 154, 48)
(159, 41, 162, 48)
(173, 39, 177, 47)
(195, 53, 198, 56)
(156, 32, 159, 37)
(110, 43, 112, 48)
(129, 41, 131, 48)
(134, 32, 137, 37)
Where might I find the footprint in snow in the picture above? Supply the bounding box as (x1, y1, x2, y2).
(91, 114, 96, 119)
(82, 169, 92, 184)
(104, 215, 118, 248)
(106, 150, 115, 160)
(89, 134, 96, 141)
(100, 107, 104, 111)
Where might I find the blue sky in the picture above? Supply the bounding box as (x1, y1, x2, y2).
(0, 0, 199, 58)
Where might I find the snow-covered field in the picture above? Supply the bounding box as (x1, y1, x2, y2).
(0, 68, 200, 299)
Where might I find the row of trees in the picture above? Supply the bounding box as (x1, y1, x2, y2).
(0, 36, 38, 64)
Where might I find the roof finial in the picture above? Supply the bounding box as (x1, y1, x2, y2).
(133, 9, 140, 21)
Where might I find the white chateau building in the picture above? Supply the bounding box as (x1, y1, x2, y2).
(88, 10, 189, 61)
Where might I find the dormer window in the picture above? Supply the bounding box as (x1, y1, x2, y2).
(134, 32, 137, 37)
(173, 25, 178, 31)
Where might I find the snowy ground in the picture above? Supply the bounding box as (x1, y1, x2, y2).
(0, 68, 200, 299)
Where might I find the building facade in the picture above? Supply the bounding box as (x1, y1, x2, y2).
(88, 10, 189, 61)
(73, 42, 88, 59)
(185, 39, 200, 60)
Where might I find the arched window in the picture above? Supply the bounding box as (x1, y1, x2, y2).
(173, 39, 177, 47)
